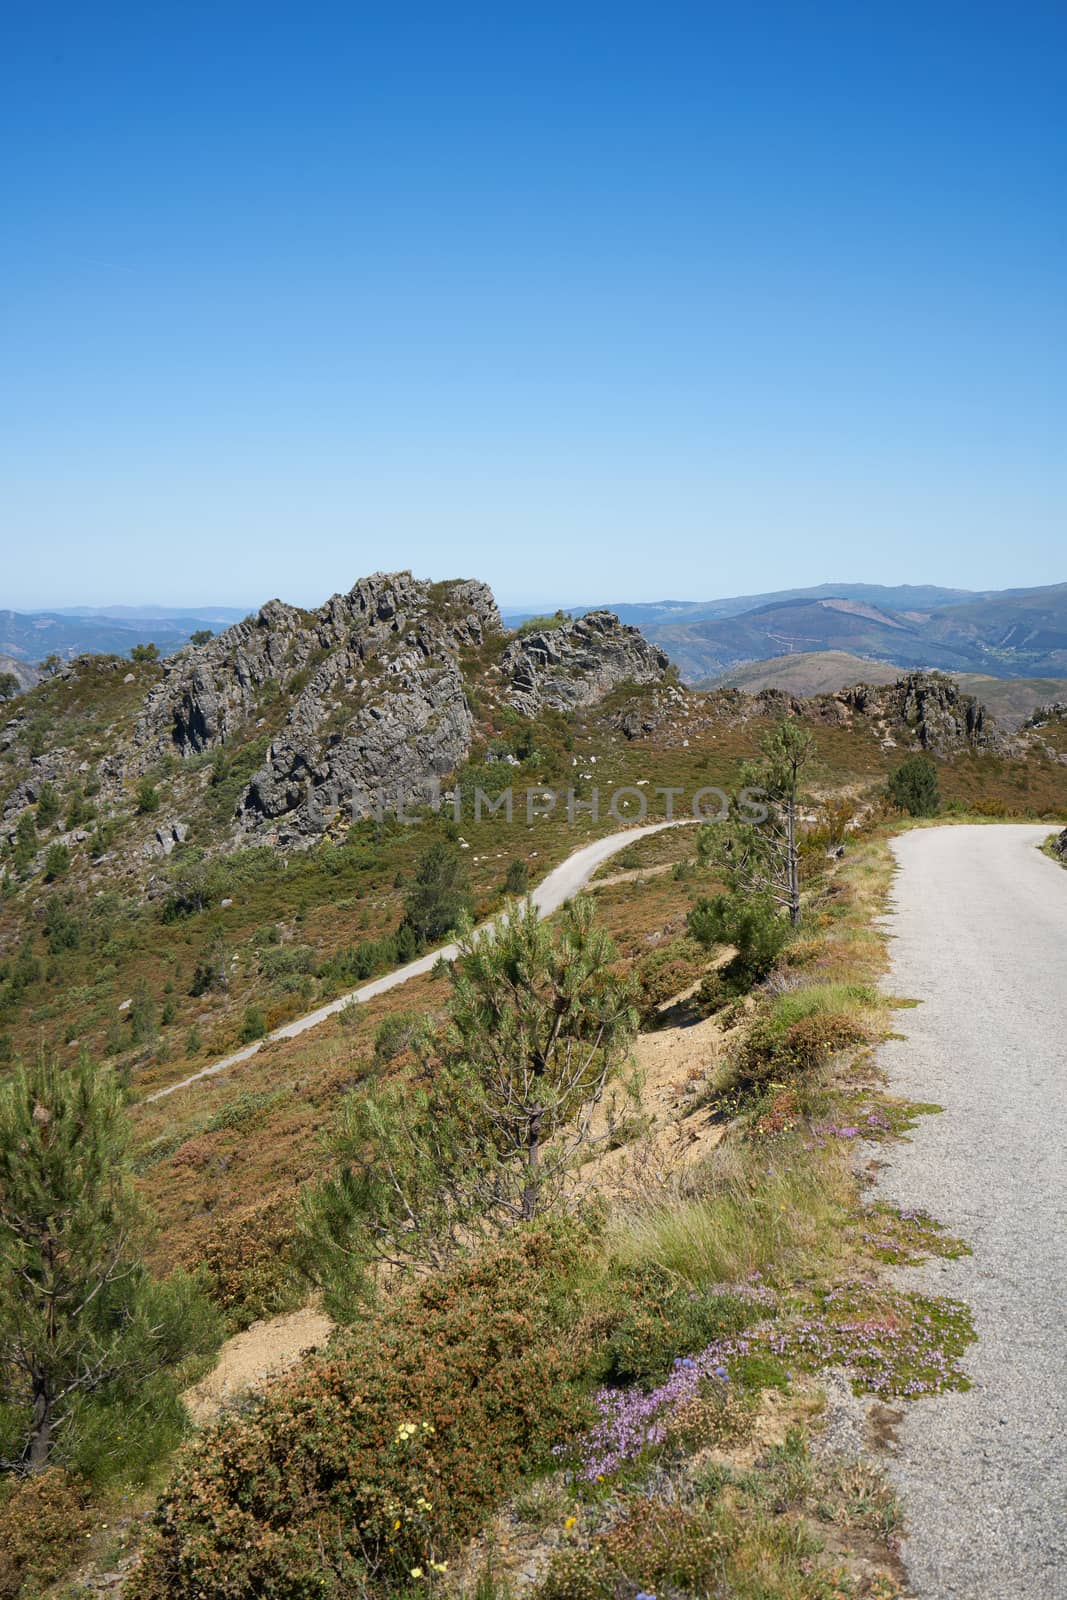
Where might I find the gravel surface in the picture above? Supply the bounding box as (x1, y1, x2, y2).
(873, 824, 1066, 1599)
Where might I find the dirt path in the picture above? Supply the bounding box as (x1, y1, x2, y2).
(182, 1306, 333, 1424)
(873, 824, 1066, 1599)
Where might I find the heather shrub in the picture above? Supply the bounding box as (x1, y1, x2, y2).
(198, 1197, 302, 1331)
(722, 984, 874, 1093)
(728, 1011, 864, 1091)
(0, 1469, 89, 1599)
(133, 1226, 595, 1600)
(537, 1478, 846, 1600)
(633, 938, 705, 1025)
(538, 1499, 731, 1600)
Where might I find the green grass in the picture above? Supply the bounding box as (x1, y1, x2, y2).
(608, 1140, 855, 1289)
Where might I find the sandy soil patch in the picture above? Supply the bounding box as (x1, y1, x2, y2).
(183, 1305, 334, 1425)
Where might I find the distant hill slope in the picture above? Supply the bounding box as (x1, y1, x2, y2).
(706, 651, 903, 696)
(638, 584, 1067, 682)
(0, 606, 249, 664)
(503, 582, 979, 629)
(0, 654, 40, 695)
(703, 651, 1067, 728)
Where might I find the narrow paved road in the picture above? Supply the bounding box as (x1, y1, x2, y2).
(874, 824, 1066, 1600)
(147, 819, 691, 1103)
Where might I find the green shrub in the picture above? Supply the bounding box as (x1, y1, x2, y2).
(87, 816, 120, 859)
(34, 784, 60, 829)
(189, 935, 227, 996)
(129, 980, 157, 1047)
(64, 792, 96, 829)
(597, 1268, 764, 1390)
(402, 839, 471, 946)
(42, 843, 70, 882)
(133, 1227, 594, 1600)
(130, 642, 159, 662)
(373, 1009, 424, 1063)
(503, 857, 529, 895)
(320, 936, 395, 987)
(258, 943, 316, 981)
(516, 610, 569, 636)
(0, 1056, 222, 1483)
(0, 1468, 89, 1599)
(42, 898, 81, 954)
(11, 815, 36, 874)
(887, 754, 940, 817)
(136, 777, 161, 815)
(239, 1005, 267, 1043)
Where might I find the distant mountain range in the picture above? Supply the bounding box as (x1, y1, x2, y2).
(504, 582, 1067, 682)
(0, 605, 251, 664)
(5, 581, 1066, 686)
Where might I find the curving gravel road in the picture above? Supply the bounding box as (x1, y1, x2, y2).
(146, 819, 692, 1103)
(874, 824, 1066, 1599)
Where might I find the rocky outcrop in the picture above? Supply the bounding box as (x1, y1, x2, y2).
(135, 574, 501, 764)
(1025, 702, 1067, 728)
(0, 578, 673, 850)
(1052, 827, 1067, 860)
(239, 655, 476, 841)
(1, 751, 73, 825)
(838, 672, 1003, 755)
(126, 574, 499, 840)
(501, 611, 669, 717)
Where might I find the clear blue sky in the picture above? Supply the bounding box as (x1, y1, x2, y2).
(2, 2, 1064, 610)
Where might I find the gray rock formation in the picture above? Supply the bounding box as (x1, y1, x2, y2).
(1, 751, 73, 824)
(840, 672, 1002, 755)
(500, 610, 669, 716)
(0, 575, 672, 851)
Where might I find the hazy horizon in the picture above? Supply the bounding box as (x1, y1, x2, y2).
(6, 573, 1067, 621)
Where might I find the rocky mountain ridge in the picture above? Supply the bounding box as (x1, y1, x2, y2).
(1, 573, 669, 853)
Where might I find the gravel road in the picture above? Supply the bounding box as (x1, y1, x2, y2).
(147, 819, 692, 1102)
(874, 824, 1066, 1599)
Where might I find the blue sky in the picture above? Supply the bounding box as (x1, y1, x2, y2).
(2, 2, 1064, 610)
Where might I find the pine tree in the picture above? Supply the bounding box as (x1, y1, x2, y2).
(697, 718, 816, 928)
(0, 1055, 217, 1473)
(887, 753, 940, 817)
(304, 896, 638, 1311)
(401, 838, 471, 946)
